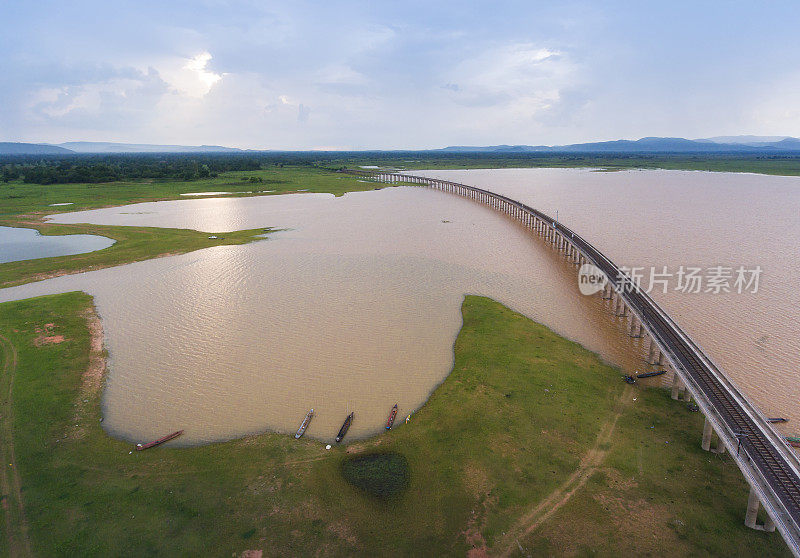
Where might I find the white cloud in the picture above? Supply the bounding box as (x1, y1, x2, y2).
(445, 44, 572, 113)
(25, 69, 169, 131)
(158, 52, 222, 98)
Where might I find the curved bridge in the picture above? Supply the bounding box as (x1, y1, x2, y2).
(346, 169, 800, 556)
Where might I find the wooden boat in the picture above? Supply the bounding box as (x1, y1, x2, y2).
(386, 404, 398, 430)
(136, 430, 183, 451)
(295, 409, 314, 439)
(636, 370, 666, 379)
(785, 435, 800, 443)
(788, 439, 800, 449)
(768, 417, 789, 424)
(336, 412, 354, 443)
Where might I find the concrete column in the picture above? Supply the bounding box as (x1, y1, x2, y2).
(629, 316, 642, 337)
(745, 487, 761, 528)
(671, 373, 683, 400)
(744, 487, 775, 531)
(702, 418, 713, 450)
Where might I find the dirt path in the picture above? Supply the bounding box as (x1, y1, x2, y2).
(0, 333, 33, 557)
(496, 384, 635, 557)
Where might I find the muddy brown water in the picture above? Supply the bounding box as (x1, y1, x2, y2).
(0, 168, 797, 445)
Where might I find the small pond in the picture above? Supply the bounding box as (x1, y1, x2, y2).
(0, 226, 115, 264)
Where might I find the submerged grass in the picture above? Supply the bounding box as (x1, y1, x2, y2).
(0, 293, 790, 557)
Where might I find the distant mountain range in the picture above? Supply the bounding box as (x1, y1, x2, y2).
(2, 136, 800, 155)
(440, 136, 800, 153)
(58, 142, 243, 153)
(0, 142, 74, 155)
(0, 142, 243, 155)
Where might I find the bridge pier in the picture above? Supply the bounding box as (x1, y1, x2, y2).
(615, 297, 629, 317)
(702, 417, 727, 454)
(647, 339, 657, 363)
(629, 316, 644, 337)
(746, 486, 777, 532)
(671, 373, 684, 400)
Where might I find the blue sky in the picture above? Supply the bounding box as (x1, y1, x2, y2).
(2, 1, 800, 149)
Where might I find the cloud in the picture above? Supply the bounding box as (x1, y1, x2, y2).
(445, 44, 571, 112)
(5, 2, 800, 147)
(25, 67, 169, 130)
(158, 52, 223, 98)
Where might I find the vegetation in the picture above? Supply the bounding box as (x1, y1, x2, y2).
(0, 166, 378, 218)
(0, 293, 789, 556)
(1, 153, 266, 184)
(5, 152, 800, 184)
(341, 452, 410, 499)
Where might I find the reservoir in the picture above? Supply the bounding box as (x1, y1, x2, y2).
(0, 169, 798, 445)
(0, 226, 115, 264)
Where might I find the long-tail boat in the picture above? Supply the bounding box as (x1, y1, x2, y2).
(136, 430, 183, 451)
(295, 409, 314, 439)
(769, 417, 789, 424)
(336, 412, 354, 443)
(386, 404, 398, 430)
(636, 370, 666, 379)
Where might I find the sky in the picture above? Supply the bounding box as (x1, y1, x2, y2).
(2, 0, 800, 150)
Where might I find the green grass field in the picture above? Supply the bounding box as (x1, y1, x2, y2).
(0, 293, 789, 557)
(0, 167, 378, 219)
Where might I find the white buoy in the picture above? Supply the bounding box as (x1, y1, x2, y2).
(325, 444, 332, 450)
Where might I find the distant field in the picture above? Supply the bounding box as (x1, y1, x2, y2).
(336, 153, 800, 176)
(0, 293, 788, 556)
(0, 166, 377, 218)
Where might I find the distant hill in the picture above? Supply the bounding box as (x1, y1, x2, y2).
(700, 135, 793, 145)
(441, 136, 800, 153)
(0, 142, 74, 155)
(57, 142, 243, 153)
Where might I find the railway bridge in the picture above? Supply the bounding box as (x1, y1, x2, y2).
(345, 169, 800, 556)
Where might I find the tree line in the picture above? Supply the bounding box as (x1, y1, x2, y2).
(0, 154, 272, 184)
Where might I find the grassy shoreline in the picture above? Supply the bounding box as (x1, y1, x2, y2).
(0, 292, 789, 556)
(0, 167, 383, 288)
(0, 223, 270, 289)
